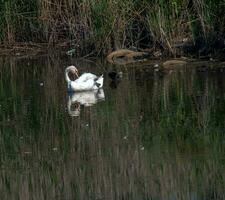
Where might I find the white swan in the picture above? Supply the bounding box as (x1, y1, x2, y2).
(65, 65, 104, 92)
(67, 89, 105, 116)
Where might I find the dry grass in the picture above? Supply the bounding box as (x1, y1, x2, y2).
(0, 0, 225, 55)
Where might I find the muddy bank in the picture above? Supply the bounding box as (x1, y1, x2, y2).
(0, 41, 224, 65)
(0, 42, 70, 57)
(106, 47, 225, 66)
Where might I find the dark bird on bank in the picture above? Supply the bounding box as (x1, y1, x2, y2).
(108, 71, 123, 89)
(108, 71, 123, 81)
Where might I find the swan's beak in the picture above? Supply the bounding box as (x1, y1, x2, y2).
(72, 68, 79, 78)
(75, 71, 79, 78)
(70, 68, 79, 78)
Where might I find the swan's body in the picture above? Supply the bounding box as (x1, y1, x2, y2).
(65, 66, 104, 92)
(67, 89, 105, 116)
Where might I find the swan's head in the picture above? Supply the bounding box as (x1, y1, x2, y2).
(65, 65, 79, 78)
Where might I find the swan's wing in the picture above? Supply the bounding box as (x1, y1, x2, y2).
(94, 75, 104, 88)
(71, 78, 95, 91)
(76, 73, 97, 83)
(70, 73, 103, 91)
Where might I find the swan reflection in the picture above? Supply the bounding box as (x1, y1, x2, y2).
(67, 89, 105, 117)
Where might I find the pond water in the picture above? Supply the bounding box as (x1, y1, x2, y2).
(0, 55, 225, 200)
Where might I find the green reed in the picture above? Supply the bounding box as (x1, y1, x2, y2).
(0, 0, 224, 55)
(0, 0, 38, 43)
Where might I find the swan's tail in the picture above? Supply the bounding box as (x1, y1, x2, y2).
(95, 75, 104, 88)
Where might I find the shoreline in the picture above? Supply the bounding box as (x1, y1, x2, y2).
(0, 42, 72, 56)
(0, 42, 224, 64)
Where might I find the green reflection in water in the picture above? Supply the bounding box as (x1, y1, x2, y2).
(0, 56, 225, 200)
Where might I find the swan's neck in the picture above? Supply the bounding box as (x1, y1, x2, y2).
(65, 70, 71, 83)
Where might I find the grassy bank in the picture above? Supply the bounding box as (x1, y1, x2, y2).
(0, 0, 225, 56)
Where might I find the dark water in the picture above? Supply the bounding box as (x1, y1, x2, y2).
(0, 55, 225, 200)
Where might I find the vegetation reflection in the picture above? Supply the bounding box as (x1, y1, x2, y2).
(0, 57, 224, 199)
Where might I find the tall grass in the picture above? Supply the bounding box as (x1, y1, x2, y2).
(0, 0, 225, 55)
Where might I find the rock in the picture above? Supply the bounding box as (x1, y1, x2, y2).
(66, 49, 76, 56)
(107, 49, 150, 64)
(153, 63, 159, 68)
(107, 49, 133, 63)
(153, 50, 162, 57)
(163, 59, 187, 68)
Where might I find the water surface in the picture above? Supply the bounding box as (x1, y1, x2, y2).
(0, 55, 225, 200)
